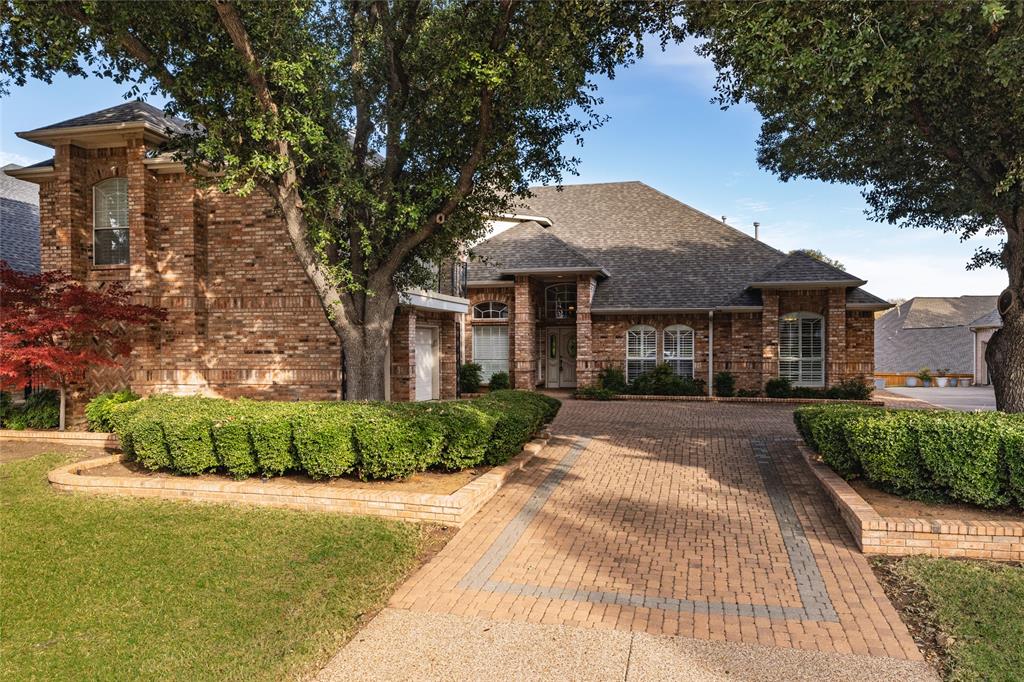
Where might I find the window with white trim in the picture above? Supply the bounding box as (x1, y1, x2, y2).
(473, 301, 508, 320)
(626, 325, 656, 382)
(93, 178, 129, 266)
(473, 325, 509, 382)
(663, 324, 695, 378)
(779, 312, 824, 386)
(544, 283, 577, 319)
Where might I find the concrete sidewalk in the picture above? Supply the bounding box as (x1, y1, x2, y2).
(316, 609, 937, 681)
(883, 385, 996, 411)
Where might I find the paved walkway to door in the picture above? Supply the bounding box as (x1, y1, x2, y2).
(391, 400, 921, 659)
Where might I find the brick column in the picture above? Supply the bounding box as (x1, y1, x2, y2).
(575, 275, 596, 387)
(761, 290, 779, 389)
(827, 287, 847, 386)
(126, 136, 151, 289)
(390, 308, 416, 401)
(512, 275, 536, 389)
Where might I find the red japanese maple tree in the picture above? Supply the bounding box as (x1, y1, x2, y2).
(0, 262, 166, 430)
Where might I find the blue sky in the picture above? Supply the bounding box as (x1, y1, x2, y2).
(0, 39, 1006, 301)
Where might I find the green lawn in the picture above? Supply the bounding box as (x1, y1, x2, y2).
(892, 556, 1024, 681)
(0, 454, 437, 681)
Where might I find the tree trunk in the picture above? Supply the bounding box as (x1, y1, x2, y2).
(58, 385, 66, 431)
(337, 290, 400, 402)
(987, 221, 1024, 413)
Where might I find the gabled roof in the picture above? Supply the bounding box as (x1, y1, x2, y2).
(846, 287, 891, 309)
(470, 181, 887, 312)
(748, 251, 865, 288)
(875, 296, 999, 374)
(969, 309, 1003, 330)
(22, 101, 191, 137)
(468, 221, 605, 281)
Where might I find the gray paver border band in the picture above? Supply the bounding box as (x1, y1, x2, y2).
(457, 435, 839, 623)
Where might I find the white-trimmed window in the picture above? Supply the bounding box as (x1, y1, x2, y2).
(779, 312, 824, 386)
(626, 325, 656, 382)
(663, 324, 695, 378)
(93, 178, 129, 266)
(473, 325, 509, 382)
(545, 283, 577, 319)
(473, 301, 508, 320)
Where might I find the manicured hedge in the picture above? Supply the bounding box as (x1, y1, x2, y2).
(795, 405, 1024, 508)
(106, 390, 559, 481)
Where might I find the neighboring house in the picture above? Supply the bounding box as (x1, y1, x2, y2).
(874, 296, 999, 386)
(1, 163, 41, 273)
(8, 102, 468, 406)
(466, 182, 890, 392)
(969, 309, 1003, 386)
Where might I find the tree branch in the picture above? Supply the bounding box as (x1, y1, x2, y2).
(213, 0, 279, 116)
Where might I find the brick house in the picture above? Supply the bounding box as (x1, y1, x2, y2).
(466, 182, 890, 393)
(9, 102, 468, 409)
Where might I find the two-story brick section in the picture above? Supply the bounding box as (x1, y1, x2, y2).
(465, 182, 891, 393)
(10, 103, 890, 409)
(9, 102, 469, 410)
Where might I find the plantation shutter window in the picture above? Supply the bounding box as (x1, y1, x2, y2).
(663, 325, 695, 378)
(93, 178, 130, 266)
(778, 313, 824, 387)
(626, 325, 656, 382)
(473, 325, 509, 382)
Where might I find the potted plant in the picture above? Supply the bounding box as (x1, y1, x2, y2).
(916, 367, 933, 387)
(949, 375, 959, 387)
(905, 374, 919, 387)
(935, 368, 950, 388)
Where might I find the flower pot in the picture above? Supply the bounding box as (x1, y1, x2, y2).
(949, 378, 959, 387)
(874, 378, 886, 390)
(936, 377, 949, 388)
(923, 380, 932, 387)
(905, 377, 919, 387)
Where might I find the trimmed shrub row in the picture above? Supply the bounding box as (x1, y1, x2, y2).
(102, 390, 560, 481)
(0, 390, 60, 430)
(795, 405, 1024, 508)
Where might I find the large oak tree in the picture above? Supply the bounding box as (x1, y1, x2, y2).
(1, 0, 678, 399)
(683, 1, 1024, 411)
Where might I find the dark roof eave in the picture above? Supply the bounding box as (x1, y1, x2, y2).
(848, 302, 894, 312)
(749, 279, 867, 289)
(496, 266, 610, 278)
(592, 306, 713, 314)
(467, 279, 514, 287)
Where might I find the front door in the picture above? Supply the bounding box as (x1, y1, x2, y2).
(415, 327, 438, 401)
(545, 328, 577, 388)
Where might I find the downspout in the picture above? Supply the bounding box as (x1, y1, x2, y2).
(708, 310, 714, 397)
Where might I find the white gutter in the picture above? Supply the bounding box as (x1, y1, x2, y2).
(707, 310, 714, 397)
(399, 288, 469, 314)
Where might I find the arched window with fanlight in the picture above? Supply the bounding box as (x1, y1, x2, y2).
(472, 301, 508, 320)
(626, 325, 656, 382)
(544, 283, 577, 320)
(93, 178, 129, 266)
(779, 312, 824, 386)
(663, 324, 695, 378)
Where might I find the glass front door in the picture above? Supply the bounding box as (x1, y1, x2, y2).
(545, 328, 577, 388)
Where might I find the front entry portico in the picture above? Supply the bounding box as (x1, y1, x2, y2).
(544, 328, 577, 388)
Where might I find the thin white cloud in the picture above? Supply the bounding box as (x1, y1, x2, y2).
(0, 150, 33, 168)
(643, 37, 718, 87)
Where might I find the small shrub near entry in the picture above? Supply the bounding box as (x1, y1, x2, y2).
(487, 371, 510, 390)
(627, 363, 705, 396)
(459, 362, 483, 394)
(713, 372, 736, 398)
(575, 386, 616, 400)
(597, 367, 627, 393)
(84, 390, 140, 432)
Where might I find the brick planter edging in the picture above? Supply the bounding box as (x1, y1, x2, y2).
(1, 428, 119, 450)
(797, 442, 1024, 561)
(47, 434, 551, 527)
(601, 395, 884, 406)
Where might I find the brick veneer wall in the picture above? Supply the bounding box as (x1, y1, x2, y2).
(37, 140, 460, 413)
(512, 276, 538, 389)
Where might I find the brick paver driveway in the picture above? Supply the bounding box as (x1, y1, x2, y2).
(392, 400, 922, 661)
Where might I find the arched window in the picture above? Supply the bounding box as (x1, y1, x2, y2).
(93, 178, 129, 266)
(473, 301, 509, 320)
(545, 283, 577, 319)
(779, 312, 824, 386)
(626, 325, 656, 382)
(663, 325, 695, 378)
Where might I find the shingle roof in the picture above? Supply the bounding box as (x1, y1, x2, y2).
(750, 251, 864, 286)
(874, 296, 999, 374)
(470, 181, 886, 311)
(25, 101, 191, 137)
(846, 287, 891, 308)
(969, 309, 1003, 329)
(0, 168, 40, 273)
(467, 221, 604, 281)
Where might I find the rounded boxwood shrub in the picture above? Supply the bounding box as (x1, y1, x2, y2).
(805, 405, 876, 478)
(211, 417, 257, 479)
(354, 404, 445, 480)
(164, 416, 218, 475)
(292, 405, 361, 479)
(844, 410, 928, 494)
(246, 404, 299, 477)
(129, 418, 171, 470)
(428, 402, 498, 471)
(1003, 424, 1024, 508)
(460, 363, 483, 393)
(917, 412, 1008, 507)
(487, 371, 510, 390)
(84, 389, 140, 432)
